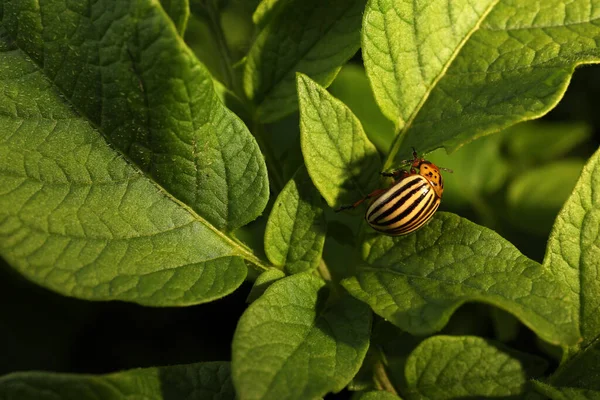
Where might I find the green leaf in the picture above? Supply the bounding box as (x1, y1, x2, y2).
(365, 0, 600, 168)
(329, 65, 395, 154)
(245, 0, 365, 123)
(353, 391, 403, 400)
(504, 121, 592, 162)
(0, 7, 273, 304)
(341, 212, 580, 345)
(521, 148, 600, 399)
(363, 0, 498, 131)
(252, 0, 282, 27)
(297, 74, 382, 208)
(532, 381, 600, 400)
(246, 268, 286, 303)
(232, 272, 372, 400)
(264, 166, 327, 274)
(543, 147, 600, 348)
(404, 336, 547, 400)
(508, 160, 585, 236)
(550, 339, 600, 392)
(2, 0, 268, 232)
(160, 0, 190, 35)
(0, 362, 234, 400)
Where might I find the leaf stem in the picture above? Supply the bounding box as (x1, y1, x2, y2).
(373, 353, 399, 396)
(317, 259, 332, 282)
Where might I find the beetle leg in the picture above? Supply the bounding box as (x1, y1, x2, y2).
(335, 188, 388, 212)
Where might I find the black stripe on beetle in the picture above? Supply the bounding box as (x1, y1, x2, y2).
(335, 150, 450, 236)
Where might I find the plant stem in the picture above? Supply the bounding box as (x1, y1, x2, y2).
(373, 355, 399, 395)
(317, 259, 332, 282)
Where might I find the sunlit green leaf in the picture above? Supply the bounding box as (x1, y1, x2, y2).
(252, 0, 282, 27)
(0, 1, 276, 305)
(264, 166, 326, 274)
(543, 147, 600, 348)
(363, 0, 497, 131)
(245, 268, 286, 303)
(329, 65, 395, 154)
(232, 272, 371, 400)
(341, 212, 580, 346)
(364, 0, 600, 167)
(160, 0, 190, 35)
(297, 74, 381, 208)
(2, 0, 268, 232)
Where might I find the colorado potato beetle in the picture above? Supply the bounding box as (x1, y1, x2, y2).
(337, 149, 451, 236)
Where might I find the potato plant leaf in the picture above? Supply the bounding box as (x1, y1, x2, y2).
(548, 339, 600, 393)
(363, 0, 498, 131)
(264, 166, 327, 274)
(543, 146, 600, 349)
(297, 74, 381, 208)
(329, 65, 396, 154)
(232, 272, 372, 400)
(0, 362, 234, 400)
(404, 336, 547, 400)
(341, 212, 580, 346)
(245, 268, 286, 303)
(364, 0, 600, 167)
(0, 1, 275, 305)
(160, 0, 190, 35)
(245, 0, 365, 122)
(2, 0, 269, 232)
(252, 0, 282, 27)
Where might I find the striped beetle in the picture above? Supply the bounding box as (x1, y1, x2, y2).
(337, 149, 451, 235)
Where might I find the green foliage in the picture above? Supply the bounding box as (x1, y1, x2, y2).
(2, 0, 600, 399)
(245, 0, 365, 122)
(160, 0, 190, 34)
(0, 362, 234, 400)
(245, 268, 285, 303)
(341, 212, 580, 345)
(328, 65, 395, 154)
(264, 166, 326, 274)
(232, 273, 371, 400)
(404, 336, 547, 399)
(298, 74, 382, 208)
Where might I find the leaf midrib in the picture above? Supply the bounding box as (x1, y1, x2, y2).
(382, 0, 500, 171)
(3, 14, 270, 271)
